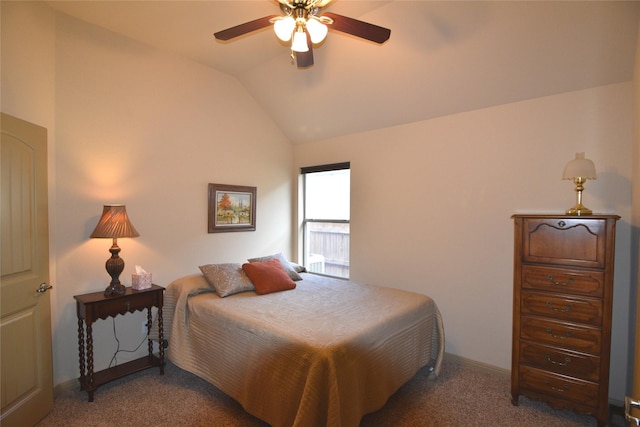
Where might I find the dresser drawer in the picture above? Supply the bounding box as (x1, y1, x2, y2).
(521, 291, 603, 326)
(519, 342, 600, 381)
(521, 218, 606, 268)
(519, 366, 598, 406)
(520, 317, 601, 354)
(521, 265, 604, 298)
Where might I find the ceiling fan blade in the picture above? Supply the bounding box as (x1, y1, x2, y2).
(322, 12, 390, 44)
(296, 45, 314, 68)
(214, 15, 278, 41)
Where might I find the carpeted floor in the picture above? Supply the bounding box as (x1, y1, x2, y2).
(37, 359, 624, 427)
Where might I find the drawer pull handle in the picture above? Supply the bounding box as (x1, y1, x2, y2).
(545, 328, 572, 340)
(545, 380, 570, 393)
(557, 221, 566, 228)
(545, 354, 571, 366)
(546, 275, 574, 287)
(626, 396, 640, 425)
(547, 301, 572, 312)
(125, 302, 131, 311)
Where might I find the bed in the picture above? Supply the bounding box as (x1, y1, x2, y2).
(156, 270, 444, 427)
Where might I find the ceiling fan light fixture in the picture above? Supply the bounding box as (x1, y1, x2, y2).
(214, 0, 391, 68)
(274, 16, 296, 42)
(306, 17, 328, 44)
(291, 29, 309, 52)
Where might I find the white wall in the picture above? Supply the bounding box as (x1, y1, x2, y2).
(0, 1, 56, 128)
(294, 83, 634, 403)
(3, 3, 294, 386)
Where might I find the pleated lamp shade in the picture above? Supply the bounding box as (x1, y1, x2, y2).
(91, 204, 139, 296)
(91, 205, 139, 238)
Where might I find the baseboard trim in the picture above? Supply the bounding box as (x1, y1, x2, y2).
(444, 352, 510, 378)
(54, 378, 79, 396)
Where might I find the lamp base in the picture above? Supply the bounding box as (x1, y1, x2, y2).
(104, 283, 126, 297)
(103, 240, 126, 297)
(566, 205, 593, 216)
(566, 178, 593, 216)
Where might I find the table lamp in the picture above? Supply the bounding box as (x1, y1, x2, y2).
(562, 152, 597, 215)
(90, 204, 139, 297)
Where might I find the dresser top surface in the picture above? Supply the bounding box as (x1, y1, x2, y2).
(512, 214, 620, 220)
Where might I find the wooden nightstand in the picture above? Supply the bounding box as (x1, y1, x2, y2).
(74, 284, 165, 402)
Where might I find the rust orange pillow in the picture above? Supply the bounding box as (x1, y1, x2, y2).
(242, 258, 296, 295)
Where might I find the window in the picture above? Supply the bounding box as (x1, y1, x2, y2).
(301, 162, 350, 279)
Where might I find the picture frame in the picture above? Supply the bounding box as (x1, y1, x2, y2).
(208, 183, 257, 233)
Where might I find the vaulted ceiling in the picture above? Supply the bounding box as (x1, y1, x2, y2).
(46, 1, 640, 144)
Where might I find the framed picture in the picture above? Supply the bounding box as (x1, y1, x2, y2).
(208, 183, 257, 233)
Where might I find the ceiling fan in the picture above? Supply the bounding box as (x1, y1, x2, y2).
(214, 0, 391, 68)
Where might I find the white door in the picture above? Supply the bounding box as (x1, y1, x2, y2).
(1, 113, 53, 426)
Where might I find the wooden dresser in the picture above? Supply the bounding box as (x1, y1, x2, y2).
(511, 214, 619, 427)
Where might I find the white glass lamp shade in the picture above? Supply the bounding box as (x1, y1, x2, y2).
(274, 16, 296, 42)
(291, 29, 309, 52)
(562, 152, 597, 215)
(562, 152, 597, 180)
(306, 18, 328, 44)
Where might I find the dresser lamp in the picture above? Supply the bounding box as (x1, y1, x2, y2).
(90, 204, 139, 297)
(562, 152, 597, 216)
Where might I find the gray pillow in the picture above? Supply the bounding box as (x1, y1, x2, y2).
(247, 252, 303, 281)
(290, 262, 307, 273)
(199, 263, 255, 297)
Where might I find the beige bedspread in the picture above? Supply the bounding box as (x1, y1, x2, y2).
(158, 273, 444, 427)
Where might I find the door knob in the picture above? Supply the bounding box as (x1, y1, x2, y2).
(36, 283, 53, 293)
(627, 396, 640, 426)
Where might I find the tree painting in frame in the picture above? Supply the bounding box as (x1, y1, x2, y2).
(208, 183, 256, 233)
